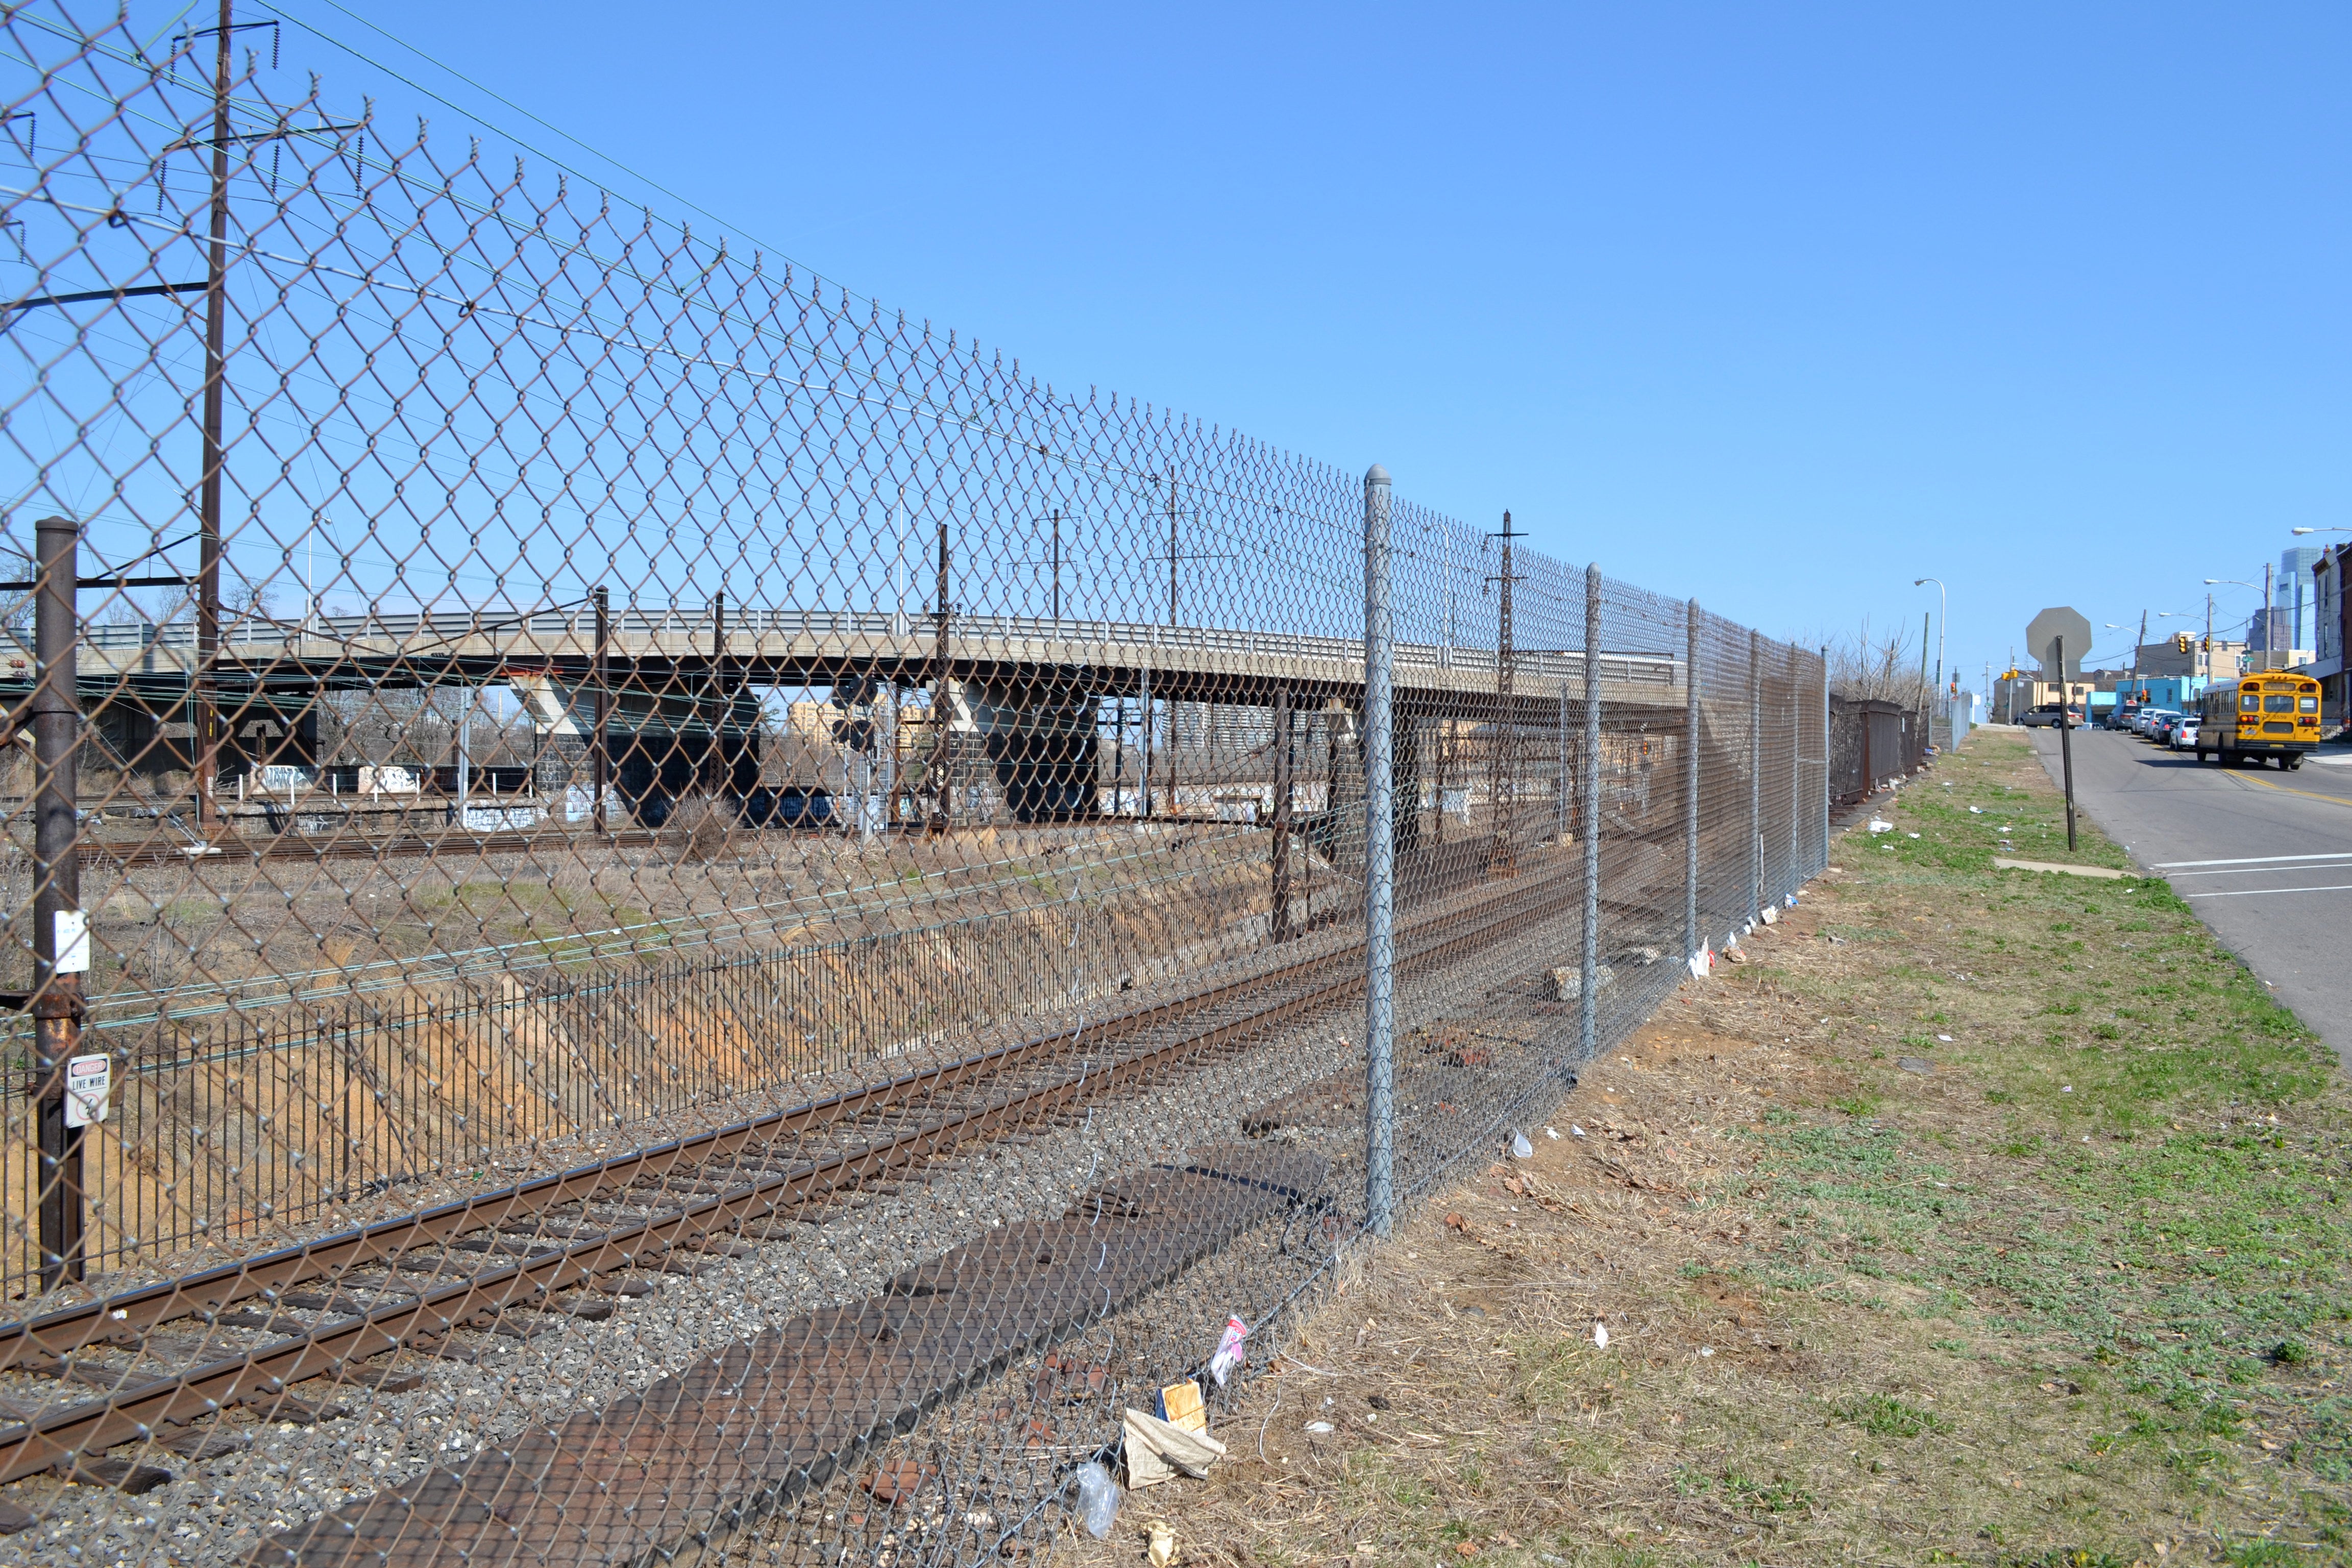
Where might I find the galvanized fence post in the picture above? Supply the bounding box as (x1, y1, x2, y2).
(1362, 464, 1395, 1235)
(33, 514, 87, 1289)
(1819, 646, 1831, 874)
(1748, 627, 1763, 918)
(1580, 564, 1602, 1062)
(1683, 599, 1701, 966)
(1785, 641, 1801, 902)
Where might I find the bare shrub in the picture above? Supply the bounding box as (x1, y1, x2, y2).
(670, 792, 735, 862)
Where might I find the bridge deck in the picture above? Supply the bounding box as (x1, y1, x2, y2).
(77, 609, 1686, 714)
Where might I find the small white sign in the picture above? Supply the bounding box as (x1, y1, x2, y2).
(54, 909, 89, 974)
(64, 1053, 110, 1128)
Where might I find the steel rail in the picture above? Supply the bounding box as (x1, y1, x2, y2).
(0, 864, 1587, 1481)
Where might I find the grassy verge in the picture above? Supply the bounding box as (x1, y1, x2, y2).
(1068, 732, 2352, 1567)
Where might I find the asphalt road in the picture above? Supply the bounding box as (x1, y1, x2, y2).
(2025, 725, 2352, 1064)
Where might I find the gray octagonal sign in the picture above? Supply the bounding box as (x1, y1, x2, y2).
(2027, 606, 2092, 680)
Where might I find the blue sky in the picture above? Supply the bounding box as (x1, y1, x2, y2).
(225, 1, 2348, 683)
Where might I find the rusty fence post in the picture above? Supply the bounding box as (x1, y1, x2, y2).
(33, 513, 89, 1289)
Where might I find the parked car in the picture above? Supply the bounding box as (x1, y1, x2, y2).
(2149, 712, 2189, 744)
(2021, 703, 2086, 728)
(2169, 718, 2201, 752)
(2140, 710, 2180, 740)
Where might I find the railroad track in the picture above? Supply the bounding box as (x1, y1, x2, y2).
(0, 856, 1600, 1488)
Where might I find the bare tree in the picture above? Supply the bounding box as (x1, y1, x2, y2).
(1821, 616, 1933, 708)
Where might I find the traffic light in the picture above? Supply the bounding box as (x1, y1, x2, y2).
(2173, 632, 2192, 654)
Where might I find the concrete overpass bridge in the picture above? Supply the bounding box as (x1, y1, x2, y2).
(74, 605, 1686, 714)
(60, 606, 1704, 824)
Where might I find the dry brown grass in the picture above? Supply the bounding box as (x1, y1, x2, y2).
(1064, 733, 2352, 1568)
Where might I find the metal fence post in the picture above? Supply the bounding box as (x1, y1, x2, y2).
(33, 514, 87, 1288)
(1580, 564, 1602, 1062)
(1271, 685, 1293, 943)
(1819, 647, 1831, 874)
(592, 585, 610, 838)
(1683, 599, 1701, 965)
(1785, 641, 1800, 901)
(1748, 627, 1762, 917)
(1362, 464, 1395, 1236)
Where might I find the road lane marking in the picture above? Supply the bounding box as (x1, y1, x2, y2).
(2150, 852, 2352, 868)
(2161, 864, 2352, 879)
(2182, 883, 2352, 900)
(2235, 773, 2352, 809)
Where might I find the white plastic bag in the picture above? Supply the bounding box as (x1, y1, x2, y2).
(1073, 1461, 1121, 1539)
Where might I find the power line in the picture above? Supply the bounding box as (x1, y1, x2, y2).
(249, 0, 818, 299)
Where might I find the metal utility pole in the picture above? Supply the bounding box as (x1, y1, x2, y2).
(930, 518, 952, 833)
(1487, 511, 1522, 870)
(1362, 464, 1395, 1237)
(193, 0, 233, 832)
(33, 515, 88, 1288)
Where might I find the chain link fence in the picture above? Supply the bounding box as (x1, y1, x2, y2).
(0, 9, 1829, 1563)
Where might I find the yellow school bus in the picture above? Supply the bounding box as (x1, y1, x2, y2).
(2196, 672, 2323, 769)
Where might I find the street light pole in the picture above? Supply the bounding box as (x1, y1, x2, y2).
(2205, 578, 2266, 675)
(1913, 577, 1947, 693)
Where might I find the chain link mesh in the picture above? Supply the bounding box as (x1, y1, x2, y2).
(0, 10, 1835, 1563)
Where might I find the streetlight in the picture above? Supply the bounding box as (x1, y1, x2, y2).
(1912, 578, 1946, 693)
(2158, 605, 2212, 684)
(2290, 526, 2349, 535)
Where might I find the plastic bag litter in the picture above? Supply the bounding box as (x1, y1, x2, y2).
(1510, 1131, 1535, 1160)
(1124, 1407, 1227, 1488)
(1545, 1126, 1561, 1140)
(1073, 1461, 1122, 1539)
(1868, 818, 1894, 834)
(1304, 1420, 1335, 1434)
(1208, 1315, 1250, 1385)
(1593, 1321, 1609, 1350)
(1759, 904, 1777, 925)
